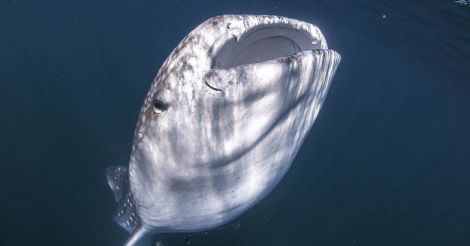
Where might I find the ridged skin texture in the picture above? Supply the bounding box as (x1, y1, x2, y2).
(109, 15, 340, 246)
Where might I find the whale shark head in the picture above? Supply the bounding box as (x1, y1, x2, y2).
(106, 15, 340, 245)
(132, 14, 338, 176)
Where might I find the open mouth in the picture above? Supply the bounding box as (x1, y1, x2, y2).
(212, 16, 327, 69)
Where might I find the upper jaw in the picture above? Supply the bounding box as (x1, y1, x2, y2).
(206, 15, 328, 71)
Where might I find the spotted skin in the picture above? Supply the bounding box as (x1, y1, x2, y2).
(105, 15, 340, 246)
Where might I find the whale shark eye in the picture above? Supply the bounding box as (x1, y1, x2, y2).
(152, 99, 168, 114)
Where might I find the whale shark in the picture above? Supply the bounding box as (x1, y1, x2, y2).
(106, 15, 341, 246)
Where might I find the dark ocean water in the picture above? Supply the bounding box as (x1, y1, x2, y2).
(1, 1, 469, 245)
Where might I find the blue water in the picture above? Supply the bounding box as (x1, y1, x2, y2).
(1, 1, 469, 245)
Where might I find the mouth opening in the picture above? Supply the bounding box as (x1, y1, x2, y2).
(212, 24, 324, 69)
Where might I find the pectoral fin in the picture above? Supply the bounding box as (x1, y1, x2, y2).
(105, 166, 140, 233)
(105, 165, 128, 201)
